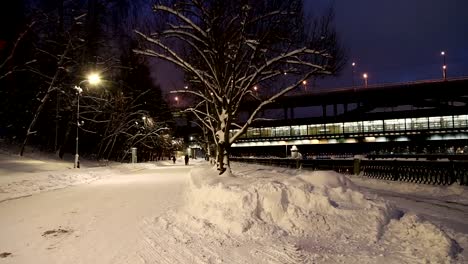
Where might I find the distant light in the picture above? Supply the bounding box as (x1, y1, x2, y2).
(441, 51, 445, 56)
(302, 80, 307, 85)
(142, 116, 146, 120)
(87, 73, 101, 85)
(352, 62, 356, 66)
(175, 96, 179, 101)
(184, 85, 188, 89)
(363, 73, 368, 79)
(283, 72, 287, 75)
(253, 86, 258, 91)
(443, 65, 447, 69)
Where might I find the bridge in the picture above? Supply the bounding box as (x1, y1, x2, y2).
(231, 77, 468, 159)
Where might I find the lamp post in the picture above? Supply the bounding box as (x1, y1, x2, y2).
(363, 73, 368, 88)
(441, 51, 447, 81)
(74, 73, 101, 168)
(351, 62, 356, 86)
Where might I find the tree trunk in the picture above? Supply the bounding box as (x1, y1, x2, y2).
(58, 120, 73, 159)
(20, 40, 71, 156)
(216, 143, 230, 175)
(19, 93, 51, 156)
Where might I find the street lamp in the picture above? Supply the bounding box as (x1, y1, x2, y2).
(363, 73, 368, 88)
(351, 62, 356, 86)
(175, 96, 179, 105)
(74, 73, 101, 168)
(441, 51, 447, 81)
(302, 80, 307, 91)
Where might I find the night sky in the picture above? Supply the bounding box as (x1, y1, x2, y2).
(154, 0, 468, 92)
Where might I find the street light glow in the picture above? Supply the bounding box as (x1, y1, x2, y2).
(352, 62, 356, 66)
(363, 73, 368, 79)
(175, 96, 179, 101)
(253, 86, 258, 91)
(441, 51, 445, 56)
(87, 73, 101, 85)
(302, 80, 307, 85)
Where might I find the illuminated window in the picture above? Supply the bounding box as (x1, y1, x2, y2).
(260, 127, 272, 137)
(344, 122, 362, 133)
(406, 117, 428, 130)
(363, 120, 384, 132)
(326, 123, 343, 134)
(429, 116, 453, 129)
(273, 126, 290, 137)
(308, 124, 321, 135)
(454, 115, 468, 128)
(291, 125, 308, 136)
(384, 119, 405, 131)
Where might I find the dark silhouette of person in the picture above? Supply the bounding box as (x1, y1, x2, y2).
(184, 154, 189, 165)
(172, 156, 176, 164)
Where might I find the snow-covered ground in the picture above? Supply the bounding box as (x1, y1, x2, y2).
(0, 151, 467, 263)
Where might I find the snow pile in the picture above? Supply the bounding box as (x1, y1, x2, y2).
(178, 164, 461, 262)
(381, 213, 460, 263)
(187, 167, 396, 241)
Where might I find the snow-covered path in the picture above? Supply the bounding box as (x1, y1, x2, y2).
(0, 164, 191, 264)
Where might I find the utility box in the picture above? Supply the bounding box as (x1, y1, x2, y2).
(131, 147, 137, 163)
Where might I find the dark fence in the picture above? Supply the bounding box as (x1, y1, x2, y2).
(230, 157, 468, 186)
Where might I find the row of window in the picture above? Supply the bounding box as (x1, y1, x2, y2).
(231, 115, 468, 139)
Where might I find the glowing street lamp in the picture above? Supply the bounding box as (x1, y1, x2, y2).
(175, 96, 179, 105)
(351, 62, 356, 86)
(363, 73, 368, 88)
(441, 51, 447, 81)
(74, 73, 101, 168)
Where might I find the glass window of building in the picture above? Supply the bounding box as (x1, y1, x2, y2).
(308, 124, 321, 135)
(260, 127, 272, 137)
(429, 116, 453, 129)
(273, 126, 290, 137)
(363, 120, 383, 132)
(454, 115, 468, 128)
(291, 126, 301, 136)
(326, 123, 343, 134)
(343, 122, 362, 134)
(407, 117, 428, 130)
(384, 119, 405, 131)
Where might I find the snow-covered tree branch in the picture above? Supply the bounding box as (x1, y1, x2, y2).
(135, 0, 344, 174)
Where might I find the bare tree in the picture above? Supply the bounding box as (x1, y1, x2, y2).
(134, 0, 344, 174)
(0, 22, 36, 81)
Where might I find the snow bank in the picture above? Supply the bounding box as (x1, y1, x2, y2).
(187, 167, 396, 241)
(182, 164, 462, 262)
(381, 213, 460, 263)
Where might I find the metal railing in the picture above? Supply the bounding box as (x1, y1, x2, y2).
(230, 157, 468, 186)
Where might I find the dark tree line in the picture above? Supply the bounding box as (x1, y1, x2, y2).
(0, 0, 175, 162)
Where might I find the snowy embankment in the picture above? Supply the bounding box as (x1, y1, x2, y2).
(0, 152, 159, 203)
(142, 163, 464, 263)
